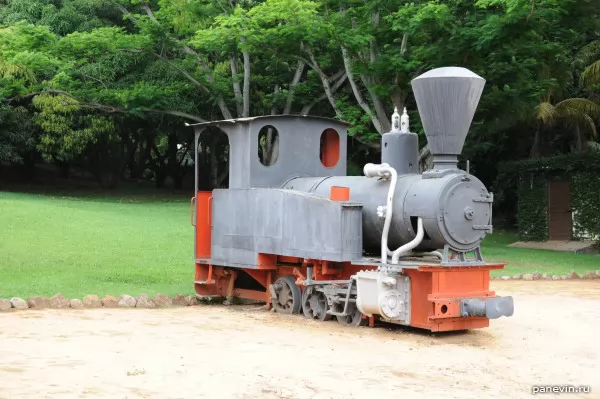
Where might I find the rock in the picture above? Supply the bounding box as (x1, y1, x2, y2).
(117, 294, 136, 308)
(544, 274, 553, 280)
(567, 271, 580, 280)
(153, 294, 172, 308)
(172, 294, 188, 306)
(512, 274, 522, 280)
(501, 276, 510, 281)
(0, 299, 12, 311)
(185, 295, 200, 306)
(560, 275, 568, 280)
(532, 272, 542, 280)
(522, 273, 533, 281)
(27, 296, 50, 309)
(83, 295, 102, 308)
(552, 275, 561, 281)
(49, 293, 70, 309)
(596, 270, 600, 278)
(136, 294, 156, 309)
(10, 297, 28, 310)
(101, 295, 118, 308)
(582, 272, 597, 280)
(70, 299, 84, 309)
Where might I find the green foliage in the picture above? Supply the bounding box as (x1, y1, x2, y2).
(0, 0, 599, 198)
(516, 174, 548, 241)
(32, 93, 115, 160)
(571, 172, 600, 240)
(0, 0, 122, 35)
(497, 152, 600, 242)
(0, 105, 36, 163)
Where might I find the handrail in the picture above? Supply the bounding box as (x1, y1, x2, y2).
(363, 163, 397, 265)
(190, 196, 196, 226)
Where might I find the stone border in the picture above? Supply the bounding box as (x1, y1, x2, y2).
(0, 293, 201, 312)
(2, 271, 600, 311)
(491, 270, 600, 281)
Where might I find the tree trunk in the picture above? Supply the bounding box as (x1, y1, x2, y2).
(230, 53, 244, 117)
(573, 124, 587, 152)
(241, 38, 250, 118)
(283, 60, 305, 114)
(340, 45, 383, 134)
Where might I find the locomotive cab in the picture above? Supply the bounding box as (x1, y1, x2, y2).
(188, 115, 352, 190)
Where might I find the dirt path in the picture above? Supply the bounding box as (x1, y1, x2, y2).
(1, 281, 599, 399)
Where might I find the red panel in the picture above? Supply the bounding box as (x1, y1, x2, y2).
(195, 191, 212, 260)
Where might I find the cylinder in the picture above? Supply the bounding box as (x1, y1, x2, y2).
(381, 131, 419, 175)
(282, 172, 492, 253)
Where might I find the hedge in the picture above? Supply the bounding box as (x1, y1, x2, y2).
(496, 152, 600, 243)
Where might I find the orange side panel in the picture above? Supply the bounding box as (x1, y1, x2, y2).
(195, 191, 212, 260)
(405, 267, 498, 331)
(431, 269, 493, 299)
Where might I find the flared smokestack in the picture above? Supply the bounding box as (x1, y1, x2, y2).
(410, 67, 485, 171)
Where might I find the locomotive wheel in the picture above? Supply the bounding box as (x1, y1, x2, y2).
(272, 275, 302, 314)
(335, 304, 368, 327)
(301, 286, 332, 321)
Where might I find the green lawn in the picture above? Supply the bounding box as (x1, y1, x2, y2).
(0, 190, 598, 298)
(484, 230, 599, 277)
(0, 190, 193, 298)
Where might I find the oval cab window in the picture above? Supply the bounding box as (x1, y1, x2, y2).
(258, 125, 279, 166)
(319, 128, 340, 168)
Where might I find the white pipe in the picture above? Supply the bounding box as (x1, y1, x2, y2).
(420, 250, 443, 259)
(364, 164, 436, 265)
(396, 249, 443, 260)
(363, 163, 397, 265)
(391, 217, 424, 264)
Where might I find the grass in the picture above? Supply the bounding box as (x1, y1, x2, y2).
(0, 190, 193, 298)
(483, 231, 599, 277)
(1, 190, 598, 298)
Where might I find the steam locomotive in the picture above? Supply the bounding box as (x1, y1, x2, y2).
(187, 66, 514, 332)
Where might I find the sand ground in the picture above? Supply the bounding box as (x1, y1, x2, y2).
(1, 280, 599, 399)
